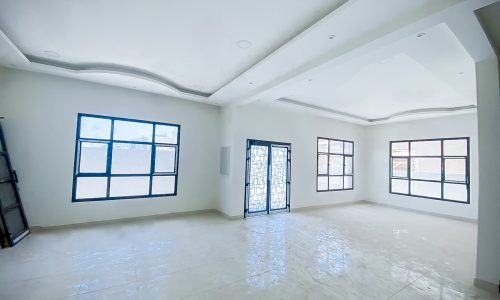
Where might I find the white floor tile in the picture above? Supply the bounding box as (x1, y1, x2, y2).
(0, 203, 498, 300)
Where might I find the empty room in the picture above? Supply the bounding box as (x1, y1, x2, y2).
(1, 0, 500, 299)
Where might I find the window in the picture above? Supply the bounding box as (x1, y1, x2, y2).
(72, 113, 180, 201)
(317, 137, 354, 191)
(390, 138, 469, 203)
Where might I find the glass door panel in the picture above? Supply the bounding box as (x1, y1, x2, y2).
(247, 145, 269, 214)
(270, 146, 288, 210)
(245, 140, 291, 217)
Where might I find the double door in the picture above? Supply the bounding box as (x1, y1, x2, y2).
(0, 121, 29, 247)
(244, 140, 291, 217)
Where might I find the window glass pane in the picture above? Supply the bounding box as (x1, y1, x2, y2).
(318, 155, 328, 175)
(152, 176, 176, 195)
(4, 207, 26, 238)
(317, 176, 328, 191)
(344, 156, 353, 175)
(76, 177, 107, 199)
(392, 158, 408, 178)
(113, 120, 153, 142)
(0, 181, 20, 208)
(79, 142, 108, 173)
(318, 139, 328, 153)
(444, 139, 467, 156)
(411, 158, 441, 180)
(344, 142, 353, 155)
(445, 159, 466, 182)
(329, 176, 343, 190)
(80, 117, 111, 139)
(155, 146, 176, 173)
(0, 157, 10, 179)
(344, 176, 353, 189)
(410, 140, 441, 156)
(444, 183, 467, 202)
(111, 143, 151, 174)
(328, 155, 343, 175)
(155, 125, 178, 144)
(391, 179, 409, 194)
(391, 142, 409, 156)
(110, 176, 150, 197)
(329, 140, 343, 154)
(410, 181, 441, 198)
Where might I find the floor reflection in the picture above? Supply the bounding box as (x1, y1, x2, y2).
(246, 216, 287, 289)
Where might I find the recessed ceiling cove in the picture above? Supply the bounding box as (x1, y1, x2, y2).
(275, 23, 477, 120)
(0, 0, 345, 96)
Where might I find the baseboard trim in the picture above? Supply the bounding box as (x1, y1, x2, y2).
(29, 199, 477, 230)
(363, 201, 477, 223)
(291, 200, 367, 212)
(30, 208, 218, 231)
(214, 209, 244, 220)
(474, 278, 499, 294)
(214, 200, 367, 219)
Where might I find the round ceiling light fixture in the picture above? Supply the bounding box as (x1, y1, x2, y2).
(237, 40, 252, 49)
(43, 50, 60, 58)
(416, 32, 426, 38)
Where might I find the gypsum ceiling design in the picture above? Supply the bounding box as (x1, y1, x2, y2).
(0, 0, 497, 124)
(0, 0, 347, 100)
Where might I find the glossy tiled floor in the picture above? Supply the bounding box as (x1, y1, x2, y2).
(0, 203, 499, 300)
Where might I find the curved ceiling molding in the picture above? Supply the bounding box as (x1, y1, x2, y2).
(25, 55, 212, 99)
(276, 98, 477, 124)
(276, 98, 369, 122)
(368, 105, 477, 122)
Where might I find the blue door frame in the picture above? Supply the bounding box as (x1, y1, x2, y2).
(244, 139, 291, 217)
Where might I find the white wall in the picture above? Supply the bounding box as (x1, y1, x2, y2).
(0, 66, 488, 238)
(218, 103, 367, 217)
(475, 58, 500, 286)
(365, 113, 479, 221)
(0, 68, 221, 227)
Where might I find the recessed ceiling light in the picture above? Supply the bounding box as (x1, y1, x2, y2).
(237, 40, 252, 49)
(43, 50, 60, 58)
(416, 32, 426, 38)
(328, 34, 336, 39)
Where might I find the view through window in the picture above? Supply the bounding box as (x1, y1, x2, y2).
(390, 138, 469, 203)
(72, 113, 180, 201)
(317, 137, 354, 191)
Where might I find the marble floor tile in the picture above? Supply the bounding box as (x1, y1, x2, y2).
(0, 203, 499, 300)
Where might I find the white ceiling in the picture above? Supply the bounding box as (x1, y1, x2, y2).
(0, 0, 345, 94)
(0, 0, 497, 124)
(282, 23, 476, 120)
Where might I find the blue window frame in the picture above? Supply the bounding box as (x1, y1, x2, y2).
(389, 137, 470, 204)
(72, 113, 180, 202)
(316, 137, 354, 192)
